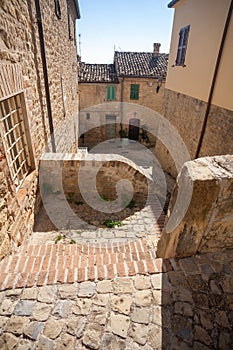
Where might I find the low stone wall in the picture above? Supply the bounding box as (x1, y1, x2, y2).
(38, 153, 151, 230)
(40, 152, 150, 186)
(157, 155, 233, 258)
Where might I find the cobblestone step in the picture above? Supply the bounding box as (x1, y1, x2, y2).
(0, 239, 174, 291)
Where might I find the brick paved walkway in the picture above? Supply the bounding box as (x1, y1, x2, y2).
(0, 239, 173, 291)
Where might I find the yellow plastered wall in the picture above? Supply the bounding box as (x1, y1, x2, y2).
(212, 15, 233, 110)
(166, 0, 232, 106)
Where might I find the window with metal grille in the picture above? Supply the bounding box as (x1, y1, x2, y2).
(130, 84, 139, 100)
(107, 86, 116, 101)
(176, 25, 190, 66)
(0, 93, 34, 187)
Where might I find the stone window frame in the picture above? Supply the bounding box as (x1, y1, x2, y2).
(0, 92, 35, 188)
(176, 25, 190, 66)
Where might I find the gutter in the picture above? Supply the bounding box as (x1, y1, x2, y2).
(168, 0, 180, 8)
(78, 80, 119, 84)
(35, 0, 56, 152)
(195, 0, 233, 158)
(120, 77, 125, 137)
(74, 0, 81, 19)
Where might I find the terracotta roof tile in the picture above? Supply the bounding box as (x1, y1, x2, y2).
(114, 51, 169, 78)
(79, 51, 169, 83)
(79, 63, 118, 83)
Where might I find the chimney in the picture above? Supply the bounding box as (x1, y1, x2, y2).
(153, 43, 161, 57)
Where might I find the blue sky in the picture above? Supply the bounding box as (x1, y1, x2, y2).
(77, 0, 174, 63)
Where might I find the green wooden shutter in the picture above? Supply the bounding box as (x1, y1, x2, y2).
(130, 84, 139, 99)
(112, 86, 116, 100)
(107, 86, 116, 100)
(107, 86, 111, 100)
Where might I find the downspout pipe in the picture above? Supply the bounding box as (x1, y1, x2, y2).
(35, 0, 56, 152)
(120, 77, 124, 137)
(195, 0, 233, 158)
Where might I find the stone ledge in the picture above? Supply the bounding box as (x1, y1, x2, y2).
(157, 155, 233, 258)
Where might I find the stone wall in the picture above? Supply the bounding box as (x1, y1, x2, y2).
(78, 78, 165, 148)
(120, 77, 165, 115)
(40, 152, 150, 196)
(200, 104, 233, 157)
(79, 83, 120, 111)
(39, 153, 150, 230)
(155, 89, 233, 178)
(157, 155, 233, 258)
(0, 0, 79, 258)
(79, 78, 165, 114)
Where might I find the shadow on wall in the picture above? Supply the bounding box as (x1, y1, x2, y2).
(160, 248, 233, 349)
(78, 124, 156, 151)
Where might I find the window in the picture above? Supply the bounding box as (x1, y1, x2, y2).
(176, 25, 190, 66)
(54, 0, 61, 19)
(67, 4, 73, 41)
(86, 113, 90, 120)
(0, 93, 34, 187)
(130, 84, 139, 100)
(107, 86, 116, 101)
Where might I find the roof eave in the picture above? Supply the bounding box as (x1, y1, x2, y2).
(79, 80, 119, 84)
(118, 74, 166, 80)
(74, 0, 81, 18)
(168, 0, 180, 8)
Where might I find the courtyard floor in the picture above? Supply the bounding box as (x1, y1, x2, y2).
(0, 142, 232, 349)
(0, 243, 232, 349)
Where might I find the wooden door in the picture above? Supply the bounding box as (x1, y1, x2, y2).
(128, 118, 140, 140)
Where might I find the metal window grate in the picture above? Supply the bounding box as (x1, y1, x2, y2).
(0, 93, 31, 187)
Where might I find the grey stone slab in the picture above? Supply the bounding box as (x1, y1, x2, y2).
(14, 300, 36, 316)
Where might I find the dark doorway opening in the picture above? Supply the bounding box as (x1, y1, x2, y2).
(128, 118, 140, 140)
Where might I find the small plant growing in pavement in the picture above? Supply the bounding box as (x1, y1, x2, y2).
(54, 234, 66, 244)
(127, 199, 136, 209)
(67, 193, 75, 203)
(54, 234, 77, 244)
(103, 220, 123, 228)
(100, 195, 110, 202)
(140, 125, 150, 143)
(74, 200, 84, 206)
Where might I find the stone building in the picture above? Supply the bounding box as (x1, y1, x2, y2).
(78, 44, 168, 148)
(155, 0, 233, 177)
(0, 0, 81, 258)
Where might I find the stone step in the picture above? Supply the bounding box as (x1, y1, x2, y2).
(0, 239, 173, 291)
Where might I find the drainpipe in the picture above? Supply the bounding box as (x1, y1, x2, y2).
(195, 0, 233, 158)
(120, 77, 124, 137)
(35, 0, 56, 152)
